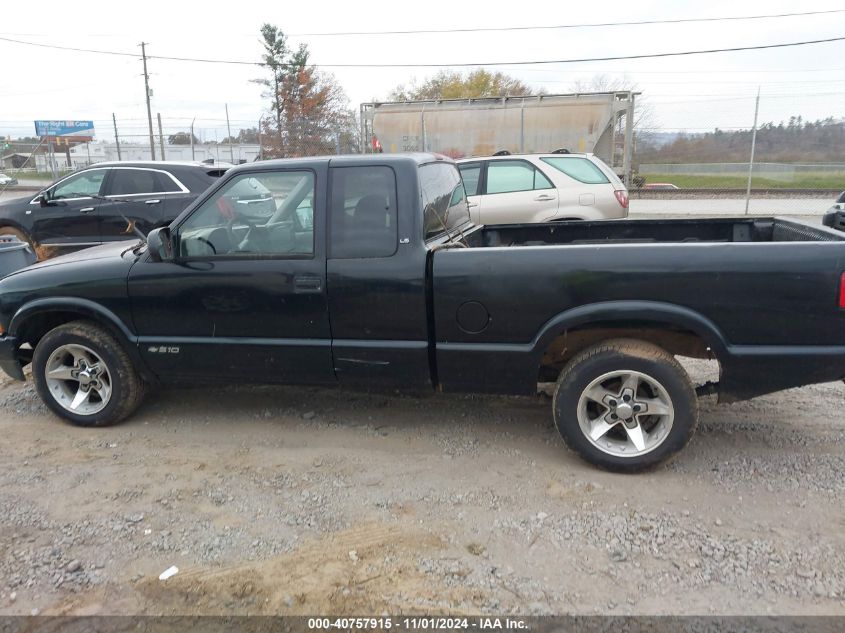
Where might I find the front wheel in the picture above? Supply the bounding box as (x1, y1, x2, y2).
(553, 339, 698, 472)
(33, 321, 145, 427)
(0, 226, 33, 246)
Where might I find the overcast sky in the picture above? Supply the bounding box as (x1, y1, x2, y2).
(1, 0, 844, 143)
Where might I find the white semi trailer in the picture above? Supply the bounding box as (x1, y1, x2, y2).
(360, 91, 638, 184)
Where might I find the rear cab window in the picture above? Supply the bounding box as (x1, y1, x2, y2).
(420, 162, 471, 241)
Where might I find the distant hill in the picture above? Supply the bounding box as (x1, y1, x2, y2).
(636, 117, 845, 164)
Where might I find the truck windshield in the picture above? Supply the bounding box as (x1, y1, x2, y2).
(420, 162, 471, 241)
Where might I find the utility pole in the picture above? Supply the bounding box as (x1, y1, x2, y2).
(225, 104, 234, 164)
(140, 42, 156, 161)
(257, 117, 263, 161)
(744, 87, 761, 215)
(112, 113, 122, 161)
(190, 117, 196, 161)
(157, 112, 166, 161)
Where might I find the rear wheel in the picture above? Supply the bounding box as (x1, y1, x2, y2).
(33, 321, 145, 427)
(552, 339, 698, 472)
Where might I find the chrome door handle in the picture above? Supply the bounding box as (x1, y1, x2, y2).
(467, 202, 479, 208)
(80, 207, 95, 214)
(145, 199, 161, 205)
(534, 195, 555, 202)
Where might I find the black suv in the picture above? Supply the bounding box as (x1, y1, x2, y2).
(0, 162, 227, 255)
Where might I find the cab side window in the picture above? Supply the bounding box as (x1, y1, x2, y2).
(485, 160, 553, 194)
(177, 171, 315, 258)
(329, 166, 398, 259)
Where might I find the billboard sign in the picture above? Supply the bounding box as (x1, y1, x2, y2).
(34, 120, 95, 139)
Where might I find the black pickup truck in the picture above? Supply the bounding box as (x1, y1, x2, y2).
(1, 153, 844, 471)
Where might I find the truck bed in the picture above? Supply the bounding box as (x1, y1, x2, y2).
(471, 217, 845, 248)
(432, 217, 845, 402)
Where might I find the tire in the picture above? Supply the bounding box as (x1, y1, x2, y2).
(0, 226, 33, 246)
(552, 338, 698, 473)
(32, 321, 145, 427)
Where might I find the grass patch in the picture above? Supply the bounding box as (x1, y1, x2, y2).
(638, 172, 845, 189)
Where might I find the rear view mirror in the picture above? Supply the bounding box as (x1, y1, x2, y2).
(146, 227, 175, 262)
(36, 193, 49, 207)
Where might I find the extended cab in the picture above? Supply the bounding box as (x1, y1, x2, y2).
(1, 153, 844, 472)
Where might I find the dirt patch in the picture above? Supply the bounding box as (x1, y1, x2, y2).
(0, 362, 844, 616)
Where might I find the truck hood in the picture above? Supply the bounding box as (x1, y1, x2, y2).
(5, 240, 141, 279)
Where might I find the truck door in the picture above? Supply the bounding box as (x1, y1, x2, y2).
(128, 164, 335, 383)
(326, 163, 431, 388)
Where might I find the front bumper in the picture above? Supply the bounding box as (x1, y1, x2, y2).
(0, 335, 24, 381)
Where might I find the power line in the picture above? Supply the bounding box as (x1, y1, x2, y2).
(286, 8, 845, 36)
(1, 34, 844, 68)
(1, 9, 842, 41)
(0, 36, 139, 59)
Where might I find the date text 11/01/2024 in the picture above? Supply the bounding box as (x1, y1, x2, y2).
(307, 618, 528, 630)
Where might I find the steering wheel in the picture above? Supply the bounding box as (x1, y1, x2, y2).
(229, 211, 258, 250)
(217, 197, 256, 250)
(196, 237, 217, 255)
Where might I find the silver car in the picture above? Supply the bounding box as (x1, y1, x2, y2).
(457, 153, 628, 225)
(822, 191, 845, 230)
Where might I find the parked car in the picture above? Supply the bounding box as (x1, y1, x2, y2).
(1, 154, 845, 473)
(643, 182, 679, 190)
(0, 162, 228, 255)
(457, 153, 628, 224)
(0, 173, 19, 186)
(822, 191, 845, 231)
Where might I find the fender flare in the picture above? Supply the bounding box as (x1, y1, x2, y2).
(7, 297, 154, 380)
(0, 219, 33, 239)
(9, 297, 136, 341)
(530, 300, 730, 358)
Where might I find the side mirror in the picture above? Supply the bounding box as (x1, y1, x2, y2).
(146, 226, 175, 263)
(36, 193, 49, 207)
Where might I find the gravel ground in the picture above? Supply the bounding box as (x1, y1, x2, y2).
(0, 359, 843, 616)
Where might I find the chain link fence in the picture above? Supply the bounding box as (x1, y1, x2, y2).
(629, 117, 844, 217)
(3, 111, 843, 219)
(1, 119, 358, 185)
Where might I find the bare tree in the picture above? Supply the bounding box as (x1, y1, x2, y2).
(571, 74, 656, 134)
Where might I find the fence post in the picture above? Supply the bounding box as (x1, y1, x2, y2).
(157, 113, 166, 161)
(112, 113, 122, 161)
(744, 88, 760, 215)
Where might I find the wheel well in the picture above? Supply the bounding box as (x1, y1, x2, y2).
(17, 311, 127, 353)
(538, 322, 716, 382)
